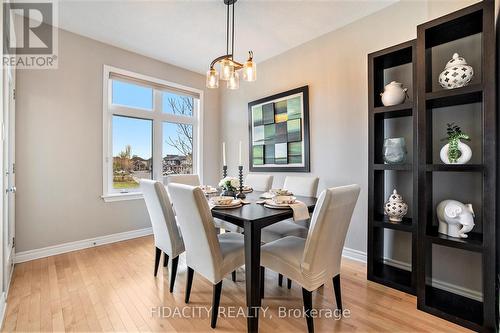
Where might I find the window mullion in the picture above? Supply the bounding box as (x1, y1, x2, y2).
(153, 90, 163, 181)
(159, 114, 196, 125)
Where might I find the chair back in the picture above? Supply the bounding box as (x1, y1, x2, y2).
(168, 183, 223, 283)
(284, 176, 319, 197)
(245, 174, 273, 192)
(301, 185, 360, 278)
(140, 179, 184, 257)
(166, 174, 200, 186)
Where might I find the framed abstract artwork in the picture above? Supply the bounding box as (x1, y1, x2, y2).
(248, 86, 310, 172)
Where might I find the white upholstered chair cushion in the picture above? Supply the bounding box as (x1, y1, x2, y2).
(140, 179, 184, 258)
(261, 176, 319, 243)
(261, 185, 361, 291)
(261, 220, 309, 243)
(165, 174, 201, 187)
(168, 183, 245, 284)
(245, 174, 274, 192)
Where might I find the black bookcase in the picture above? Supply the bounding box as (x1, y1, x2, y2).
(416, 1, 496, 331)
(368, 1, 498, 331)
(368, 40, 417, 295)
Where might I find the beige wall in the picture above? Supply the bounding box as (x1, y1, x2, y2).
(220, 0, 482, 292)
(15, 28, 221, 252)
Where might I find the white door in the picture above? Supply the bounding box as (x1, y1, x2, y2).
(3, 65, 15, 290)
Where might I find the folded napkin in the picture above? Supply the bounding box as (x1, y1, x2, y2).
(258, 199, 310, 222)
(289, 201, 310, 221)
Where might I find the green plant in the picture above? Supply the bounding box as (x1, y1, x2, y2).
(442, 123, 470, 163)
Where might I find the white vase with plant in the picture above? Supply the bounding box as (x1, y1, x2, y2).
(218, 176, 239, 197)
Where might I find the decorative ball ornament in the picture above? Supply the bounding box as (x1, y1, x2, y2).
(384, 189, 408, 223)
(438, 53, 474, 89)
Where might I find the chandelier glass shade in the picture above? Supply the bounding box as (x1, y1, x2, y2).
(206, 0, 256, 89)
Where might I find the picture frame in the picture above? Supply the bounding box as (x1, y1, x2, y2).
(248, 86, 310, 172)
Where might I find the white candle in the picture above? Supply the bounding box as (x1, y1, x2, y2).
(239, 141, 242, 166)
(223, 142, 226, 166)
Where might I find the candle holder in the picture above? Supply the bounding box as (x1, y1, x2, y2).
(223, 165, 227, 178)
(236, 166, 246, 199)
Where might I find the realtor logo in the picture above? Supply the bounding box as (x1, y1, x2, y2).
(3, 1, 58, 69)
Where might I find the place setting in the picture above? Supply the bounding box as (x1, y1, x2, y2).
(257, 188, 310, 221)
(209, 196, 244, 210)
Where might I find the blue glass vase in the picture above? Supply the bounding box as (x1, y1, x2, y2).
(383, 137, 407, 164)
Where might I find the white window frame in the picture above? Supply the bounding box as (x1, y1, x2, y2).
(102, 65, 204, 202)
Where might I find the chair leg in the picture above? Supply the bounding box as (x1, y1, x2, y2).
(154, 247, 161, 277)
(260, 267, 265, 299)
(287, 278, 292, 289)
(232, 271, 237, 282)
(332, 274, 342, 311)
(302, 288, 314, 333)
(163, 253, 169, 267)
(211, 281, 223, 329)
(169, 256, 179, 293)
(278, 273, 283, 287)
(185, 267, 194, 303)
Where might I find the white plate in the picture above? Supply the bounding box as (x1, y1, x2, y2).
(212, 199, 241, 208)
(264, 203, 291, 210)
(272, 196, 297, 205)
(264, 199, 294, 206)
(212, 203, 242, 210)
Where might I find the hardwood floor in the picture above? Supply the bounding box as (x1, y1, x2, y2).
(2, 236, 471, 332)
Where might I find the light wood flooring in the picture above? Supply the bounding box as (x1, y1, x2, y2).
(2, 236, 471, 332)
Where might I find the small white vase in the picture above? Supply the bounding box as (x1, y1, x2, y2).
(440, 140, 472, 164)
(380, 81, 408, 106)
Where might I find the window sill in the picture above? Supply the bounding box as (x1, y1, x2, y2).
(101, 192, 143, 203)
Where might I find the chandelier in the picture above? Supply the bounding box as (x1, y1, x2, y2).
(206, 0, 256, 89)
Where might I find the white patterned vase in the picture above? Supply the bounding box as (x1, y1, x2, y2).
(438, 53, 474, 89)
(384, 189, 408, 223)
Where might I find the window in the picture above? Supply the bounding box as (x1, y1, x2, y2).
(103, 66, 203, 201)
(112, 116, 153, 189)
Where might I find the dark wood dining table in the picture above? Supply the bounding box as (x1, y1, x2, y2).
(210, 191, 317, 333)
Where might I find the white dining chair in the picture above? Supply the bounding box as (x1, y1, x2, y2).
(263, 176, 319, 238)
(214, 174, 274, 235)
(261, 176, 319, 243)
(167, 183, 246, 329)
(245, 174, 274, 192)
(165, 174, 201, 186)
(140, 179, 185, 292)
(261, 175, 319, 288)
(260, 185, 360, 333)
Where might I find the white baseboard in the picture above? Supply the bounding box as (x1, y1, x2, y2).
(342, 246, 367, 263)
(0, 292, 6, 328)
(342, 246, 483, 302)
(430, 278, 483, 302)
(383, 257, 411, 271)
(14, 227, 153, 263)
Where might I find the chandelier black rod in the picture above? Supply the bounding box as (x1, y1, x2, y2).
(226, 1, 229, 55)
(231, 1, 235, 57)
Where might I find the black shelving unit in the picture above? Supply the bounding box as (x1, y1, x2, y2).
(416, 1, 496, 331)
(368, 1, 497, 331)
(368, 40, 418, 296)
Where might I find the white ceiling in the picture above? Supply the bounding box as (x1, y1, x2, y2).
(57, 0, 397, 74)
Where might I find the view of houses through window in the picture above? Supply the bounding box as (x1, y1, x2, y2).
(107, 73, 198, 193)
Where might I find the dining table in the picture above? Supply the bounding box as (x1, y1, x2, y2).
(210, 190, 317, 333)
